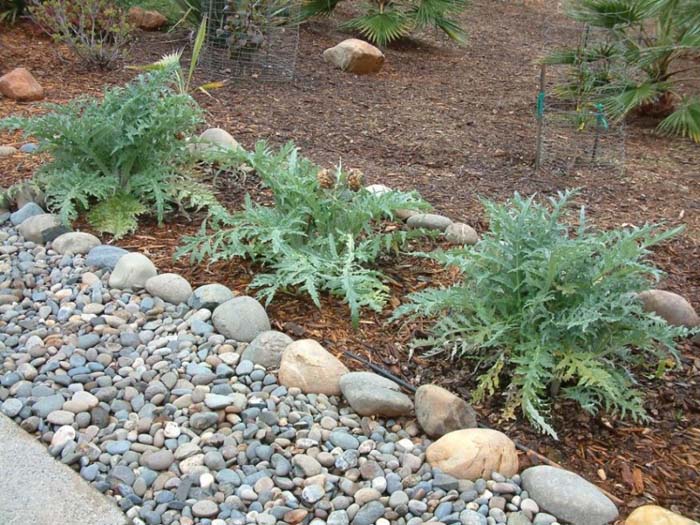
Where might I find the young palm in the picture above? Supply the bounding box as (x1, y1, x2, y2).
(300, 0, 467, 47)
(549, 0, 700, 142)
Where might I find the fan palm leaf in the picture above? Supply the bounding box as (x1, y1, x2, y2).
(300, 0, 342, 18)
(657, 96, 700, 142)
(341, 6, 412, 47)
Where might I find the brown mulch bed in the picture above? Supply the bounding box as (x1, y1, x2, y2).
(2, 0, 700, 519)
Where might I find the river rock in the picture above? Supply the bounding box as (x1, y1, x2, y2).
(189, 283, 235, 310)
(108, 253, 157, 290)
(10, 202, 44, 226)
(323, 39, 385, 75)
(339, 372, 413, 417)
(241, 330, 293, 369)
(638, 289, 699, 327)
(192, 500, 219, 518)
(626, 505, 698, 525)
(17, 214, 62, 243)
(278, 339, 348, 395)
(51, 231, 100, 255)
(85, 245, 129, 270)
(444, 222, 478, 245)
(0, 67, 44, 101)
(145, 273, 193, 304)
(198, 127, 241, 151)
(365, 184, 392, 195)
(0, 146, 16, 157)
(212, 296, 270, 342)
(426, 428, 518, 480)
(406, 213, 453, 231)
(521, 465, 618, 525)
(142, 449, 175, 471)
(415, 384, 477, 437)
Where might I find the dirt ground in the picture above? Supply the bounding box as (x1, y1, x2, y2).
(1, 0, 700, 519)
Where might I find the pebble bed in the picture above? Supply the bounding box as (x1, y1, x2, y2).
(0, 213, 565, 525)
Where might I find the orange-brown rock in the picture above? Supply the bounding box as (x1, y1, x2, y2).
(626, 505, 699, 525)
(426, 428, 518, 480)
(278, 339, 349, 395)
(322, 39, 385, 75)
(0, 68, 44, 101)
(127, 6, 168, 30)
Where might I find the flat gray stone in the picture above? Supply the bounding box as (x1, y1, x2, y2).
(521, 465, 618, 525)
(339, 372, 413, 417)
(406, 213, 453, 231)
(145, 273, 192, 305)
(212, 296, 271, 342)
(241, 330, 293, 369)
(85, 245, 129, 270)
(188, 283, 235, 310)
(17, 213, 62, 243)
(10, 202, 44, 225)
(51, 232, 101, 255)
(0, 413, 127, 525)
(108, 253, 157, 290)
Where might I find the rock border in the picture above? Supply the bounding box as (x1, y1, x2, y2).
(1, 194, 697, 525)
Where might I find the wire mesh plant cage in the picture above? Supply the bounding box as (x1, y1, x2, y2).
(200, 0, 300, 81)
(535, 24, 626, 175)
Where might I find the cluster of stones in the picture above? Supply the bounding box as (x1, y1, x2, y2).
(364, 183, 479, 246)
(1, 196, 698, 525)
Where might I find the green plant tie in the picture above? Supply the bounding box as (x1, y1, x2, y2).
(594, 103, 609, 130)
(536, 91, 545, 119)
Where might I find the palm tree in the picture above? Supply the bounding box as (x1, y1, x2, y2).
(548, 0, 700, 142)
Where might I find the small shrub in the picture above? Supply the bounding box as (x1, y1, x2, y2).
(394, 190, 689, 437)
(178, 142, 431, 325)
(0, 66, 219, 238)
(30, 0, 133, 69)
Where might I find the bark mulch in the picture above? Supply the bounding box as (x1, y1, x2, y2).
(1, 0, 699, 518)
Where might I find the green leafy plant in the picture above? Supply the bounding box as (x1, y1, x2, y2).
(394, 190, 689, 437)
(173, 0, 202, 26)
(1, 0, 27, 23)
(300, 0, 468, 47)
(547, 0, 700, 142)
(0, 66, 219, 238)
(131, 16, 225, 94)
(29, 0, 133, 69)
(178, 142, 431, 325)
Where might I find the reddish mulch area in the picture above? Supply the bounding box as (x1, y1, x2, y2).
(2, 0, 700, 519)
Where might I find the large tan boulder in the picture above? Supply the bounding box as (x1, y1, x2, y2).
(415, 384, 477, 437)
(278, 339, 349, 395)
(127, 6, 168, 30)
(323, 39, 385, 75)
(626, 505, 699, 525)
(426, 428, 518, 480)
(638, 289, 699, 327)
(0, 68, 44, 101)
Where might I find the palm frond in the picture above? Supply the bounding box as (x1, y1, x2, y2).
(657, 96, 700, 142)
(299, 0, 341, 19)
(564, 0, 656, 28)
(603, 80, 669, 118)
(341, 7, 412, 47)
